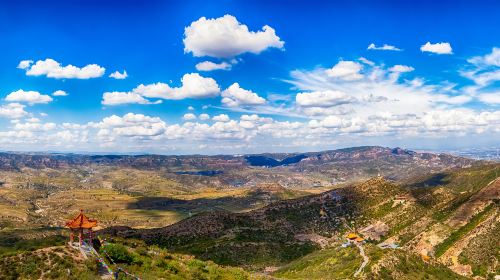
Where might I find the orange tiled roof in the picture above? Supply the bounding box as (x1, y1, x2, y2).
(65, 210, 97, 229)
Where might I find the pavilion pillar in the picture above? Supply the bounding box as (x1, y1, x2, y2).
(89, 229, 93, 245)
(70, 230, 74, 244)
(79, 228, 83, 246)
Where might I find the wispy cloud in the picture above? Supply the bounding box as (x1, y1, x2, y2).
(367, 43, 402, 51)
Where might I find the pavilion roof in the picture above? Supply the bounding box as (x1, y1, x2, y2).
(65, 210, 97, 229)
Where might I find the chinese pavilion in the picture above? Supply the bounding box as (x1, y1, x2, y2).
(66, 209, 98, 246)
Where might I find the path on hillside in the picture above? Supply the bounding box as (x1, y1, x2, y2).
(354, 242, 369, 277)
(78, 242, 114, 279)
(320, 192, 368, 277)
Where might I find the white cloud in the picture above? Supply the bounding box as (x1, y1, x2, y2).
(461, 48, 500, 104)
(221, 83, 266, 107)
(358, 57, 375, 66)
(14, 122, 56, 131)
(433, 94, 472, 105)
(182, 113, 197, 121)
(240, 114, 271, 122)
(389, 65, 414, 73)
(102, 92, 161, 106)
(367, 43, 402, 51)
(52, 90, 68, 96)
(468, 47, 500, 67)
(305, 109, 500, 137)
(26, 117, 40, 123)
(4, 48, 500, 153)
(0, 130, 34, 139)
(462, 48, 500, 93)
(134, 73, 220, 100)
(109, 70, 128, 79)
(212, 114, 230, 122)
(0, 103, 28, 119)
(239, 114, 273, 130)
(101, 73, 221, 105)
(195, 61, 232, 71)
(53, 130, 80, 142)
(296, 90, 356, 107)
(17, 60, 33, 69)
(183, 14, 284, 58)
(308, 115, 346, 128)
(477, 92, 500, 105)
(5, 90, 53, 105)
(21, 58, 105, 79)
(199, 113, 210, 120)
(420, 42, 453, 54)
(325, 61, 363, 81)
(288, 59, 474, 119)
(95, 113, 167, 137)
(462, 70, 500, 87)
(188, 106, 195, 110)
(0, 108, 498, 153)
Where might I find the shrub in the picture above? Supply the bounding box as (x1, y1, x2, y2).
(156, 259, 180, 274)
(101, 243, 134, 264)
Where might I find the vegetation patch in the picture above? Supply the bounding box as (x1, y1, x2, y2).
(99, 239, 262, 279)
(0, 228, 66, 257)
(370, 251, 467, 280)
(274, 246, 361, 279)
(434, 203, 495, 257)
(458, 219, 500, 277)
(0, 246, 97, 279)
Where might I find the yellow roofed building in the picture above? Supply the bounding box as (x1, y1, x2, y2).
(346, 233, 359, 240)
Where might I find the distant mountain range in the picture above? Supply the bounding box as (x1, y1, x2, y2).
(0, 146, 481, 191)
(0, 145, 478, 170)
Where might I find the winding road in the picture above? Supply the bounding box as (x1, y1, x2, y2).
(354, 242, 369, 277)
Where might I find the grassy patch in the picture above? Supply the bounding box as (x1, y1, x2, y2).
(364, 200, 394, 220)
(0, 246, 98, 279)
(274, 246, 361, 279)
(99, 239, 261, 279)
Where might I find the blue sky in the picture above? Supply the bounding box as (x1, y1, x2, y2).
(0, 0, 499, 154)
